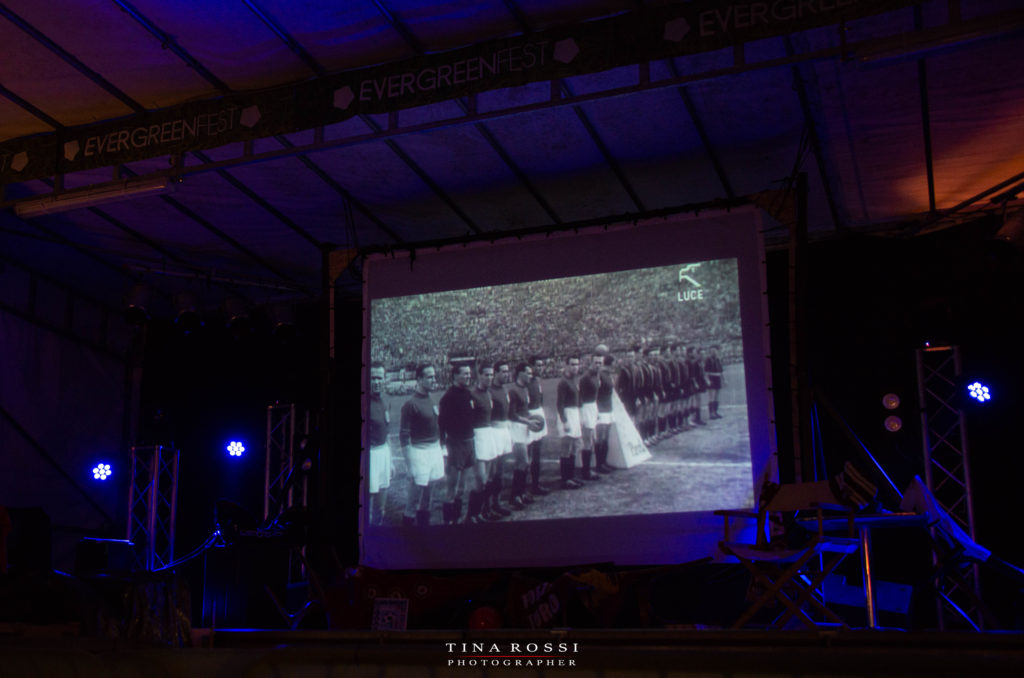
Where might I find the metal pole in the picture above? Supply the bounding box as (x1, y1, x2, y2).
(287, 404, 296, 510)
(916, 348, 944, 629)
(147, 446, 161, 571)
(168, 448, 179, 565)
(914, 349, 936, 494)
(788, 172, 810, 482)
(265, 406, 273, 520)
(127, 446, 138, 541)
(953, 347, 983, 628)
(860, 526, 876, 628)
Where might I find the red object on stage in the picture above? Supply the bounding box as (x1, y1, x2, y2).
(468, 606, 502, 629)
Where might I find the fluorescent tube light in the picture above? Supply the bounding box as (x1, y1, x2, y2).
(14, 176, 172, 218)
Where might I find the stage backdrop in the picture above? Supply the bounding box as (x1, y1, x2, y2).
(360, 208, 774, 569)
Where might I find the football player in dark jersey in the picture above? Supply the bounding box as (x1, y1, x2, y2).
(556, 355, 584, 489)
(686, 347, 706, 426)
(400, 363, 443, 526)
(693, 347, 710, 425)
(508, 363, 536, 509)
(641, 346, 662, 446)
(594, 347, 615, 474)
(670, 344, 692, 433)
(526, 355, 551, 498)
(488, 361, 514, 517)
(615, 344, 642, 420)
(705, 345, 725, 419)
(438, 363, 477, 524)
(464, 361, 501, 522)
(578, 351, 602, 480)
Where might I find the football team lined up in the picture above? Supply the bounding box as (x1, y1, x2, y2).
(366, 343, 726, 526)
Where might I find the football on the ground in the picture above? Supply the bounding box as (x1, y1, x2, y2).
(527, 414, 545, 432)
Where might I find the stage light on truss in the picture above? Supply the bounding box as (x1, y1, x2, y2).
(967, 381, 991, 403)
(994, 209, 1024, 249)
(222, 295, 250, 333)
(173, 292, 203, 334)
(92, 463, 112, 480)
(883, 415, 903, 433)
(882, 393, 901, 410)
(227, 441, 245, 457)
(124, 283, 152, 326)
(268, 302, 295, 340)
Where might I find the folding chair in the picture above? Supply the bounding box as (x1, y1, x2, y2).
(717, 482, 860, 629)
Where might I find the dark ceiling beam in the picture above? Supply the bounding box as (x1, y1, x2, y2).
(11, 212, 145, 286)
(364, 1, 483, 234)
(241, 0, 326, 77)
(153, 193, 312, 296)
(907, 169, 1024, 236)
(378, 0, 561, 227)
(678, 86, 735, 199)
(191, 148, 323, 249)
(0, 249, 123, 318)
(0, 82, 63, 129)
(560, 79, 646, 212)
(0, 281, 123, 362)
(499, 0, 531, 30)
(0, 0, 310, 285)
(110, 1, 370, 267)
(666, 62, 735, 200)
(10, 50, 839, 190)
(110, 0, 230, 92)
(370, 0, 426, 54)
(500, 0, 644, 212)
(273, 134, 404, 244)
(26, 178, 168, 295)
(82, 202, 256, 305)
(459, 98, 564, 224)
(363, 116, 483, 234)
(37, 183, 195, 278)
(244, 0, 467, 239)
(0, 403, 116, 525)
(415, 0, 563, 225)
(359, 195, 751, 256)
(117, 167, 314, 297)
(0, 2, 145, 113)
(830, 61, 870, 224)
(8, 31, 949, 203)
(35, 177, 218, 283)
(914, 5, 937, 214)
(785, 36, 843, 230)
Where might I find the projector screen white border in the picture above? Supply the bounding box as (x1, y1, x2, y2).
(360, 208, 775, 569)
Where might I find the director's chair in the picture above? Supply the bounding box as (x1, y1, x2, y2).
(716, 481, 860, 629)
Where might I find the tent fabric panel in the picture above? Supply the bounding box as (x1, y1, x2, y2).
(123, 0, 310, 91)
(6, 0, 215, 110)
(0, 22, 133, 131)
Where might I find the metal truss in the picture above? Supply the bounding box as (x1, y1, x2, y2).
(265, 403, 313, 518)
(915, 345, 983, 630)
(127, 445, 179, 571)
(265, 403, 311, 588)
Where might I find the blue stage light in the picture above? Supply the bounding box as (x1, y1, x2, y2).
(92, 463, 112, 480)
(227, 441, 245, 457)
(967, 381, 991, 403)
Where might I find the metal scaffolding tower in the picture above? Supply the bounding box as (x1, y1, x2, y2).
(265, 403, 311, 590)
(264, 403, 310, 520)
(915, 345, 983, 629)
(127, 445, 179, 571)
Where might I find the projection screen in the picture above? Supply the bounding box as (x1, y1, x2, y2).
(360, 208, 774, 569)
